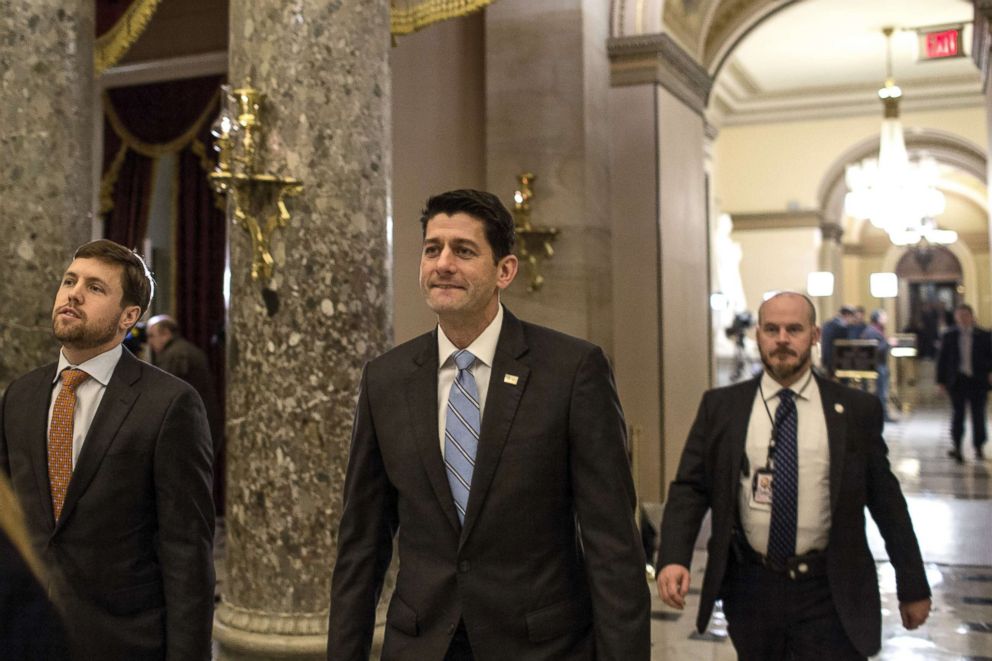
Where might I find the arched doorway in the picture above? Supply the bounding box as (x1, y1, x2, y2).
(895, 245, 963, 359)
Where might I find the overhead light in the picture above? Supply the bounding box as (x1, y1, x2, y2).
(807, 272, 834, 297)
(710, 292, 729, 310)
(870, 272, 898, 298)
(844, 28, 949, 247)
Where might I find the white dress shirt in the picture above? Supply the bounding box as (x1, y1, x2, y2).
(48, 344, 123, 468)
(436, 305, 503, 454)
(959, 327, 973, 376)
(738, 369, 831, 556)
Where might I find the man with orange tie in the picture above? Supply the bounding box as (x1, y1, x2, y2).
(0, 240, 215, 660)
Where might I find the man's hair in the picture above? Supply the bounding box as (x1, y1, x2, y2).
(955, 303, 974, 315)
(73, 240, 155, 315)
(870, 308, 885, 324)
(759, 291, 817, 326)
(147, 314, 179, 334)
(419, 189, 516, 262)
(839, 305, 856, 316)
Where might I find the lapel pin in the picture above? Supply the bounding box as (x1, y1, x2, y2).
(834, 403, 844, 414)
(503, 374, 519, 385)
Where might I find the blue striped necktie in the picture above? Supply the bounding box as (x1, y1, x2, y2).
(767, 389, 798, 564)
(444, 350, 480, 524)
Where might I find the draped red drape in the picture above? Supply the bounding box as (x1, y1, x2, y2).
(100, 74, 227, 511)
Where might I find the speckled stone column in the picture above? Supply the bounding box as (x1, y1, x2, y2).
(215, 2, 392, 659)
(0, 0, 93, 388)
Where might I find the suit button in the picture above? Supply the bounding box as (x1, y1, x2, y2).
(458, 560, 470, 573)
(798, 563, 808, 574)
(788, 569, 796, 580)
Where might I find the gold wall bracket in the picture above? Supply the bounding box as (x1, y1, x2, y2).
(209, 80, 303, 284)
(511, 173, 559, 292)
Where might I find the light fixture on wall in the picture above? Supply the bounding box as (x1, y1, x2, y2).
(844, 28, 952, 247)
(806, 272, 835, 297)
(511, 173, 559, 293)
(869, 272, 898, 299)
(210, 80, 304, 285)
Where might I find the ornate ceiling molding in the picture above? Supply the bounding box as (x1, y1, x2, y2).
(729, 209, 824, 230)
(608, 33, 713, 114)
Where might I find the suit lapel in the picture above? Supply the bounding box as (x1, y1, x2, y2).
(816, 375, 847, 513)
(405, 331, 462, 534)
(27, 365, 59, 529)
(57, 350, 140, 529)
(460, 311, 529, 547)
(727, 378, 760, 500)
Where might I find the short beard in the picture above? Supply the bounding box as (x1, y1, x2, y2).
(53, 315, 119, 352)
(760, 346, 812, 383)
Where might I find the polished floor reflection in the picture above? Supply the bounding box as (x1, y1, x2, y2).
(649, 399, 992, 660)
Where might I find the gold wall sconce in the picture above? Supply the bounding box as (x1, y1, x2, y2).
(511, 173, 559, 292)
(209, 80, 303, 284)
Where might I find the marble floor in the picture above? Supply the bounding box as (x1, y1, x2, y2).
(648, 399, 992, 660)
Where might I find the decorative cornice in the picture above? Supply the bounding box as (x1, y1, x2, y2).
(608, 33, 713, 114)
(730, 209, 824, 231)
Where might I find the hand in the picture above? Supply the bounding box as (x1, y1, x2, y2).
(899, 598, 931, 630)
(657, 564, 691, 610)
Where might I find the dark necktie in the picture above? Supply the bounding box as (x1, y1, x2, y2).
(767, 389, 798, 564)
(444, 350, 480, 524)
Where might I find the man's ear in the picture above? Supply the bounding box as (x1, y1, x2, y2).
(496, 254, 518, 290)
(119, 305, 142, 333)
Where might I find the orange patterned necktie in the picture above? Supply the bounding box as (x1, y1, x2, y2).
(48, 368, 90, 521)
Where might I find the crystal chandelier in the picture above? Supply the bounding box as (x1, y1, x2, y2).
(844, 28, 955, 246)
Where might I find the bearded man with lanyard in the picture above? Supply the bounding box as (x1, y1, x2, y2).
(656, 291, 931, 660)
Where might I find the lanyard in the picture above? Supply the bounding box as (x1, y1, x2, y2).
(758, 370, 813, 470)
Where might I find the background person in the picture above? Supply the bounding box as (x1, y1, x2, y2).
(819, 304, 855, 378)
(936, 303, 992, 462)
(861, 309, 894, 422)
(656, 291, 930, 661)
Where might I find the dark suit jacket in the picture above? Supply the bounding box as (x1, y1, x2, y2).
(154, 336, 222, 446)
(658, 374, 929, 657)
(0, 348, 215, 660)
(327, 308, 650, 661)
(936, 326, 992, 391)
(819, 317, 847, 374)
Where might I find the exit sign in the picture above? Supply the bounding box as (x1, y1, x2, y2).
(917, 26, 964, 61)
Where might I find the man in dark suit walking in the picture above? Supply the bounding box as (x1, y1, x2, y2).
(327, 189, 650, 660)
(0, 240, 215, 660)
(657, 291, 930, 660)
(936, 303, 992, 462)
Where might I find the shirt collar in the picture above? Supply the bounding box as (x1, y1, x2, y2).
(760, 367, 815, 403)
(54, 344, 123, 387)
(437, 304, 504, 370)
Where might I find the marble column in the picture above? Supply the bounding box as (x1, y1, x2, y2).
(485, 0, 615, 351)
(818, 222, 845, 322)
(0, 0, 93, 388)
(607, 34, 712, 503)
(215, 2, 392, 659)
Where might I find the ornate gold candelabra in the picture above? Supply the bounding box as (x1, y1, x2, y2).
(210, 80, 303, 284)
(511, 173, 559, 292)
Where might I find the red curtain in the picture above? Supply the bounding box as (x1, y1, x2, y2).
(100, 74, 227, 510)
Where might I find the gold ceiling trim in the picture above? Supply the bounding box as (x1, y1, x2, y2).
(95, 0, 163, 76)
(391, 0, 494, 36)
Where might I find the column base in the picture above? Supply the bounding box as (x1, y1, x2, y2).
(213, 601, 327, 660)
